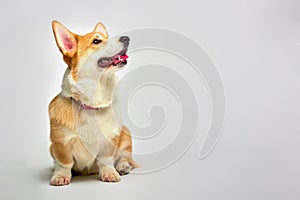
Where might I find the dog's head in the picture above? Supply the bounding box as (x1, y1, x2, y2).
(52, 21, 130, 107)
(52, 20, 129, 80)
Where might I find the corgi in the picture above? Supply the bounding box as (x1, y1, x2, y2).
(49, 21, 139, 186)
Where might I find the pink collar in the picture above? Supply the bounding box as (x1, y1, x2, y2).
(71, 97, 100, 110)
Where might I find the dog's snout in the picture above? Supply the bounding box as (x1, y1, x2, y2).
(119, 36, 130, 44)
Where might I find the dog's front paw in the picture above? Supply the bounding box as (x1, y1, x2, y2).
(50, 175, 71, 186)
(99, 167, 120, 182)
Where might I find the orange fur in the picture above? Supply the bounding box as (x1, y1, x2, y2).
(50, 142, 73, 165)
(112, 126, 141, 169)
(49, 95, 77, 131)
(49, 95, 76, 165)
(112, 126, 132, 152)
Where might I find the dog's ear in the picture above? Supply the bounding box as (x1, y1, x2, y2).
(93, 22, 108, 37)
(52, 20, 77, 57)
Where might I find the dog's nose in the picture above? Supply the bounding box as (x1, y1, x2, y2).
(119, 36, 130, 45)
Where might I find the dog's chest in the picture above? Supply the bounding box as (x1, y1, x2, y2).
(64, 107, 121, 168)
(76, 110, 117, 152)
(76, 113, 105, 156)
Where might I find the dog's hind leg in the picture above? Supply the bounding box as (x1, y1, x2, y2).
(113, 126, 141, 176)
(115, 157, 140, 175)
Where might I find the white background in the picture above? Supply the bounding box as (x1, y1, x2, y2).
(0, 0, 299, 199)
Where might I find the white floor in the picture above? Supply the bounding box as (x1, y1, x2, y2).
(0, 0, 299, 200)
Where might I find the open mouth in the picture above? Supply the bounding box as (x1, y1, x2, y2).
(97, 48, 129, 68)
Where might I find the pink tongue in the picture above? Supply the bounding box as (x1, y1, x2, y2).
(120, 55, 128, 60)
(113, 54, 128, 65)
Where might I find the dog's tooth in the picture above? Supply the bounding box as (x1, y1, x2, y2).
(102, 58, 109, 64)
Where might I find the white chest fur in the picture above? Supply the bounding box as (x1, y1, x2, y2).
(63, 98, 122, 170)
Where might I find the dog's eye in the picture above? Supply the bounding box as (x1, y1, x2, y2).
(92, 39, 102, 45)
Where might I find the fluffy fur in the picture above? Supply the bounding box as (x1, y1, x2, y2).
(49, 21, 139, 186)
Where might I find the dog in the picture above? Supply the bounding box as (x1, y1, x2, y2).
(49, 21, 139, 186)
